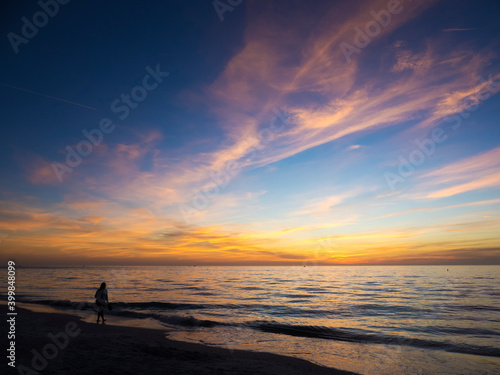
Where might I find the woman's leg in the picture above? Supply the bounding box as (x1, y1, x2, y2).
(97, 303, 103, 323)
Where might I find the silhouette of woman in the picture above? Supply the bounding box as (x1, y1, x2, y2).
(95, 282, 109, 324)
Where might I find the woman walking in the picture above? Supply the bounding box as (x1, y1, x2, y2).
(95, 282, 109, 324)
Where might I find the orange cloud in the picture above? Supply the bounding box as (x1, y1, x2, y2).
(23, 155, 61, 185)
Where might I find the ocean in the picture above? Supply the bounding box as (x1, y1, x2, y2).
(6, 265, 500, 374)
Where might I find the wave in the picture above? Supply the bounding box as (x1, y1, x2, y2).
(354, 303, 431, 314)
(16, 297, 230, 328)
(14, 297, 500, 358)
(275, 293, 318, 299)
(445, 305, 500, 312)
(248, 322, 500, 358)
(17, 298, 207, 311)
(403, 325, 500, 336)
(154, 314, 229, 328)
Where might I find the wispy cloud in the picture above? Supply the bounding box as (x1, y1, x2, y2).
(0, 82, 97, 110)
(442, 28, 480, 32)
(419, 147, 500, 199)
(346, 145, 362, 151)
(293, 189, 364, 217)
(375, 199, 500, 219)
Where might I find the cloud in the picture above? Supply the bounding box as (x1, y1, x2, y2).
(420, 147, 500, 199)
(346, 145, 362, 151)
(26, 0, 491, 218)
(193, 17, 494, 184)
(442, 28, 480, 32)
(194, 0, 441, 170)
(23, 155, 61, 185)
(375, 198, 500, 219)
(292, 188, 364, 217)
(391, 48, 432, 73)
(0, 197, 306, 265)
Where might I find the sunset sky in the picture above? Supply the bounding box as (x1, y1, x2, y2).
(1, 0, 499, 266)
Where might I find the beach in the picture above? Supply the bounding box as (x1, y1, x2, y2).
(3, 304, 358, 375)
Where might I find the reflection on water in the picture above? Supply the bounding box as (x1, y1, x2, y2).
(7, 265, 500, 375)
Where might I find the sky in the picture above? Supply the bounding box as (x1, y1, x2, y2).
(0, 0, 499, 266)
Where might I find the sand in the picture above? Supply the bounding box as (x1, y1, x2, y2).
(3, 304, 359, 375)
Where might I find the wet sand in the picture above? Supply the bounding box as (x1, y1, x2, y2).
(3, 304, 359, 375)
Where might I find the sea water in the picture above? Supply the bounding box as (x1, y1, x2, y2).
(5, 265, 500, 375)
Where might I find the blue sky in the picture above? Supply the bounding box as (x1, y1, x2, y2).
(1, 0, 500, 265)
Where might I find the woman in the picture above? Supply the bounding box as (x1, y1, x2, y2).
(95, 282, 109, 324)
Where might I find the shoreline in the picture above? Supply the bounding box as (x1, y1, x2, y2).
(2, 303, 359, 375)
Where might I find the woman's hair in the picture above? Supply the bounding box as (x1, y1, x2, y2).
(100, 282, 106, 289)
